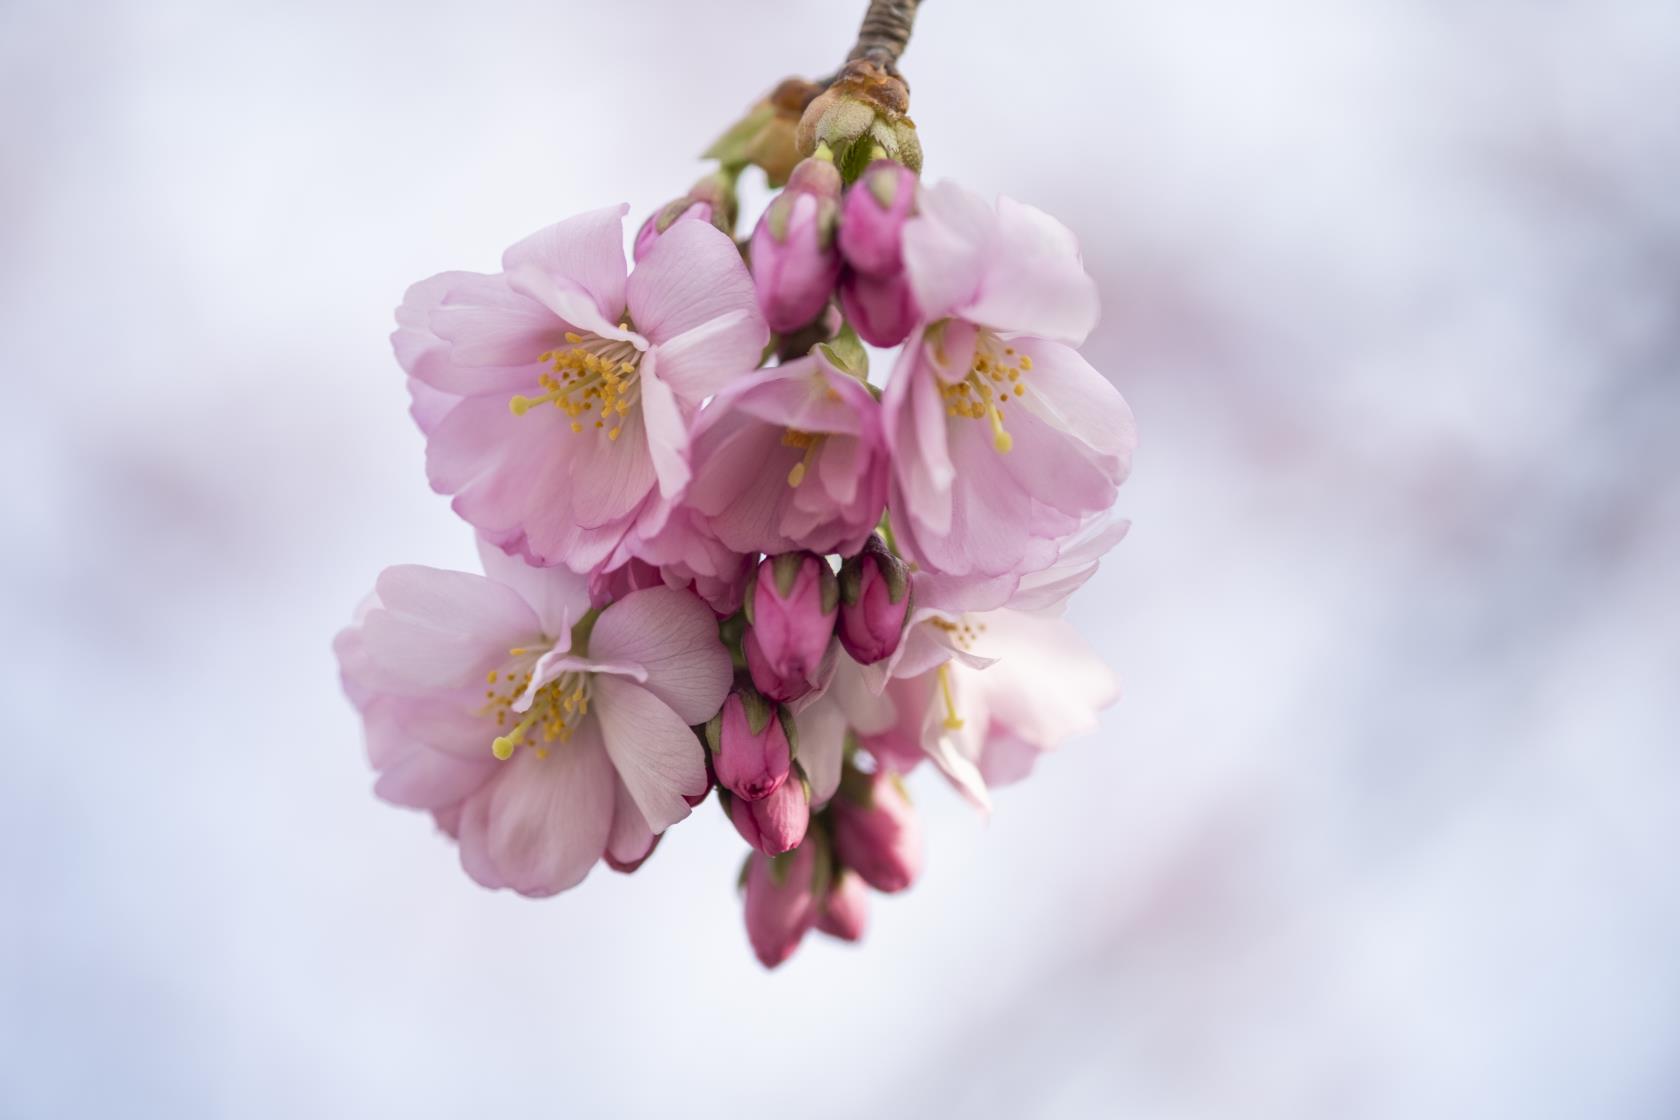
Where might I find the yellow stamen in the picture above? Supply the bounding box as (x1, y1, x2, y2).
(937, 664, 964, 731)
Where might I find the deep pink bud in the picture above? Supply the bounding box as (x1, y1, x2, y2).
(728, 778, 811, 855)
(837, 534, 913, 664)
(840, 266, 918, 347)
(832, 770, 923, 893)
(838, 160, 917, 276)
(743, 553, 838, 702)
(706, 688, 793, 801)
(742, 842, 820, 969)
(634, 172, 739, 261)
(750, 157, 843, 333)
(816, 870, 870, 942)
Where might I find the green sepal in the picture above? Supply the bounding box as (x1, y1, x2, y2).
(703, 102, 775, 167)
(817, 323, 869, 382)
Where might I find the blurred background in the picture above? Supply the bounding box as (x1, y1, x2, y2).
(3, 0, 1678, 1116)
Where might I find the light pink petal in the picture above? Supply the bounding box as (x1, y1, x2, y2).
(627, 219, 764, 348)
(484, 723, 615, 896)
(901, 180, 993, 322)
(791, 696, 846, 807)
(607, 775, 657, 866)
(456, 791, 506, 889)
(476, 537, 592, 639)
(425, 272, 564, 394)
(1012, 337, 1137, 470)
(648, 311, 766, 402)
(566, 403, 658, 530)
(593, 676, 707, 832)
(358, 566, 542, 692)
(373, 740, 498, 810)
(977, 613, 1119, 747)
(587, 587, 732, 724)
(637, 351, 692, 498)
(501, 204, 630, 325)
(964, 196, 1099, 344)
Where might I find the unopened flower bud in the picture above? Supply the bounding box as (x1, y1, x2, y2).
(750, 157, 843, 333)
(728, 777, 811, 855)
(634, 171, 739, 261)
(743, 552, 838, 700)
(816, 870, 870, 942)
(839, 160, 917, 275)
(704, 78, 821, 188)
(831, 770, 922, 893)
(795, 60, 923, 179)
(742, 841, 821, 969)
(839, 266, 918, 348)
(705, 687, 794, 801)
(837, 535, 912, 664)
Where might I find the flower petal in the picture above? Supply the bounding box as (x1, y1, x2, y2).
(358, 566, 542, 692)
(964, 196, 1099, 344)
(901, 180, 993, 322)
(637, 350, 692, 498)
(484, 723, 615, 896)
(1013, 337, 1137, 470)
(587, 587, 732, 723)
(627, 219, 764, 348)
(476, 537, 593, 639)
(501, 204, 630, 325)
(607, 773, 657, 867)
(593, 676, 707, 832)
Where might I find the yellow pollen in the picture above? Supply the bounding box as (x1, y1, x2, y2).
(936, 664, 964, 731)
(509, 332, 642, 432)
(781, 429, 825, 488)
(939, 334, 1027, 454)
(483, 663, 594, 761)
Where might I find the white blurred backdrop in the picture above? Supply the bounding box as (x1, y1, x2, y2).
(3, 0, 1678, 1116)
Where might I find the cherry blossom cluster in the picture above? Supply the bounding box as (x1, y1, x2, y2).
(336, 75, 1136, 967)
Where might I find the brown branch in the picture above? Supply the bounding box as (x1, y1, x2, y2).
(845, 0, 921, 78)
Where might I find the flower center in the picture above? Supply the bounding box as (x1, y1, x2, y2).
(781, 428, 825, 487)
(482, 637, 596, 761)
(929, 615, 986, 652)
(939, 334, 1031, 454)
(509, 329, 641, 441)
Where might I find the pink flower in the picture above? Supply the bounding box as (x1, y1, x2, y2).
(857, 607, 1119, 810)
(683, 352, 888, 557)
(883, 180, 1137, 583)
(395, 205, 768, 573)
(334, 542, 731, 895)
(742, 841, 823, 969)
(742, 553, 838, 703)
(707, 687, 793, 801)
(750, 157, 843, 333)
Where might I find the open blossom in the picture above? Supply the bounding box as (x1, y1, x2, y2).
(883, 180, 1137, 585)
(858, 607, 1118, 809)
(395, 205, 768, 574)
(683, 351, 888, 558)
(334, 542, 731, 895)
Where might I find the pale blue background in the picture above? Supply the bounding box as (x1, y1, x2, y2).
(3, 0, 1678, 1116)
